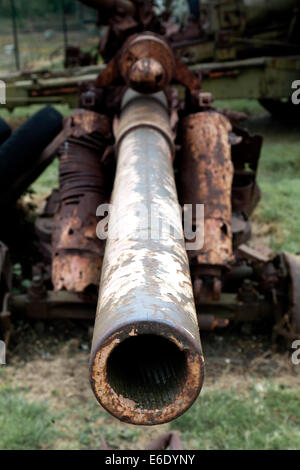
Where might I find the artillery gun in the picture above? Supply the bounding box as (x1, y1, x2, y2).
(0, 1, 299, 426)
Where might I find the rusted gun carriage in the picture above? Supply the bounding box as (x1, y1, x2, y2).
(0, 0, 300, 427)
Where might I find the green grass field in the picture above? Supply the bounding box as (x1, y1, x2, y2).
(173, 383, 300, 450)
(1, 381, 299, 450)
(254, 120, 300, 253)
(0, 386, 55, 450)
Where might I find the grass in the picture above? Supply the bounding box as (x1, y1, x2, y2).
(257, 174, 300, 253)
(55, 381, 300, 449)
(0, 103, 72, 121)
(31, 158, 59, 196)
(55, 400, 141, 450)
(1, 375, 299, 449)
(252, 121, 300, 253)
(75, 404, 141, 450)
(173, 383, 300, 450)
(214, 98, 265, 116)
(215, 100, 300, 253)
(0, 387, 57, 450)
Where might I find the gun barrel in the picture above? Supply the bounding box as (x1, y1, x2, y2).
(90, 91, 204, 425)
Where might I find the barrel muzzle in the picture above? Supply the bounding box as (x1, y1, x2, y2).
(90, 323, 203, 425)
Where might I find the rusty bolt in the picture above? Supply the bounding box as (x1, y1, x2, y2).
(198, 91, 214, 107)
(128, 58, 166, 94)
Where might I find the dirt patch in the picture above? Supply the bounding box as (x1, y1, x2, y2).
(1, 319, 299, 450)
(250, 215, 281, 249)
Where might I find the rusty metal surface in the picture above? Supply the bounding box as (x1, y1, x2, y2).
(97, 1, 163, 62)
(119, 33, 175, 94)
(197, 314, 229, 331)
(65, 46, 96, 69)
(35, 217, 54, 263)
(35, 190, 60, 263)
(195, 291, 274, 326)
(237, 243, 274, 264)
(90, 90, 204, 426)
(231, 127, 263, 216)
(232, 173, 259, 215)
(181, 111, 234, 270)
(116, 90, 174, 155)
(9, 290, 96, 320)
(52, 110, 112, 293)
(95, 32, 202, 106)
(173, 56, 202, 92)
